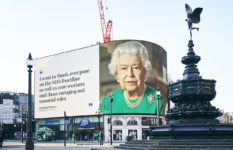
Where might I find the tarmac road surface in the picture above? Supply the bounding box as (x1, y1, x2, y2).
(1, 140, 121, 150)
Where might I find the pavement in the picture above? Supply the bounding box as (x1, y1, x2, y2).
(1, 140, 122, 150)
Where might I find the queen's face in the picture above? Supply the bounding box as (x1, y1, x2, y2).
(117, 54, 146, 93)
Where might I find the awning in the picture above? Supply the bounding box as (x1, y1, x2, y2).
(77, 128, 94, 130)
(37, 126, 53, 132)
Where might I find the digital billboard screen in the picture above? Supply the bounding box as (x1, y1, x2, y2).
(99, 40, 167, 115)
(34, 45, 100, 118)
(34, 40, 167, 118)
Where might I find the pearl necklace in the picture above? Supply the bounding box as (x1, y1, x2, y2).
(124, 91, 145, 108)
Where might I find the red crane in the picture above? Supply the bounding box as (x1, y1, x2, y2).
(97, 0, 113, 43)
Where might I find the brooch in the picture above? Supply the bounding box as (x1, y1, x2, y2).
(147, 95, 155, 104)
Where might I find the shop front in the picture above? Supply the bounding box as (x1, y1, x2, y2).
(103, 114, 165, 142)
(36, 115, 103, 141)
(75, 128, 97, 141)
(113, 130, 122, 141)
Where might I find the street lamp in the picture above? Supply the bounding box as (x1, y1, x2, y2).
(156, 89, 161, 126)
(26, 53, 34, 150)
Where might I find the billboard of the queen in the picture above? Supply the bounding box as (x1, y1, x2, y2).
(34, 40, 167, 118)
(100, 40, 167, 115)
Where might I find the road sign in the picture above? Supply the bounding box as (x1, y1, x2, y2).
(64, 120, 69, 125)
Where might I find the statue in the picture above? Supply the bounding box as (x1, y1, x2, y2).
(185, 4, 203, 40)
(150, 3, 233, 140)
(116, 4, 233, 149)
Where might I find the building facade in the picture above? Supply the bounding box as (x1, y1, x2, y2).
(0, 91, 34, 139)
(104, 115, 164, 142)
(33, 40, 167, 142)
(36, 115, 103, 141)
(36, 114, 165, 142)
(218, 109, 233, 124)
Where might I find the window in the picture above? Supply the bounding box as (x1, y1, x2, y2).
(113, 130, 122, 141)
(113, 120, 123, 126)
(128, 130, 137, 140)
(127, 120, 137, 125)
(142, 117, 154, 126)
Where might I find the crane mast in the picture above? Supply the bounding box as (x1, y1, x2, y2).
(97, 0, 112, 43)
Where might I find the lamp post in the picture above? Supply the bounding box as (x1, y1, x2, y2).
(26, 53, 34, 150)
(156, 89, 161, 126)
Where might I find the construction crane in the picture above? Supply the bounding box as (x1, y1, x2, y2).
(97, 0, 113, 43)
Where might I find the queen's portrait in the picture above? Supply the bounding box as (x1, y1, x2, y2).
(101, 41, 164, 115)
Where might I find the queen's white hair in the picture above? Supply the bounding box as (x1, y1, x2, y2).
(108, 41, 152, 79)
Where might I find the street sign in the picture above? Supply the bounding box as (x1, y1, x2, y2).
(64, 120, 69, 125)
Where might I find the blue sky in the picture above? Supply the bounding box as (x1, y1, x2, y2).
(0, 0, 232, 112)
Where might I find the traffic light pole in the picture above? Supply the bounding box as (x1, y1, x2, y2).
(64, 111, 67, 147)
(73, 122, 76, 144)
(156, 90, 160, 126)
(21, 106, 24, 143)
(110, 97, 113, 145)
(21, 122, 23, 143)
(70, 117, 75, 144)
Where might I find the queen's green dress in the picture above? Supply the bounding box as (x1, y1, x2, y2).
(101, 86, 164, 115)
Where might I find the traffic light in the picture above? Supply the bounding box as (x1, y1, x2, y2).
(64, 111, 68, 120)
(22, 114, 26, 118)
(22, 114, 26, 122)
(107, 118, 110, 124)
(13, 118, 17, 126)
(70, 118, 73, 125)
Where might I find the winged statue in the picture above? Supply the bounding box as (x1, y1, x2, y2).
(185, 4, 203, 40)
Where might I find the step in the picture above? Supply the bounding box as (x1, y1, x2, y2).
(114, 145, 147, 150)
(115, 146, 233, 150)
(148, 148, 233, 150)
(125, 141, 233, 145)
(127, 139, 233, 143)
(153, 145, 233, 148)
(116, 139, 233, 150)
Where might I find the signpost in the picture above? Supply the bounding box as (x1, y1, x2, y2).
(64, 111, 67, 147)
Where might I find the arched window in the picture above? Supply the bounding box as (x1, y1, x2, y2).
(127, 120, 137, 125)
(113, 120, 123, 126)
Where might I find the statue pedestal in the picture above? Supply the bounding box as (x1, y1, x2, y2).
(151, 40, 233, 140)
(151, 124, 233, 139)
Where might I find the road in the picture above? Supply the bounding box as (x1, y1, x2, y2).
(1, 140, 122, 150)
